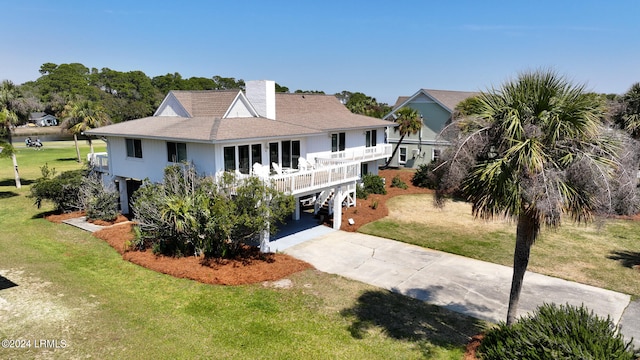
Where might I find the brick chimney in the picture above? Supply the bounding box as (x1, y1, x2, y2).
(245, 80, 276, 120)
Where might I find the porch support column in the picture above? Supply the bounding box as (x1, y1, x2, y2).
(332, 185, 342, 230)
(293, 197, 300, 221)
(118, 177, 129, 215)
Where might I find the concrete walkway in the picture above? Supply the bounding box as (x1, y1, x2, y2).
(284, 230, 639, 347)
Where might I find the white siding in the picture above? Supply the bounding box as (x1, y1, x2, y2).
(188, 142, 217, 175)
(155, 95, 189, 117)
(225, 97, 255, 118)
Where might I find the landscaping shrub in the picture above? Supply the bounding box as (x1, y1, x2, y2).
(356, 183, 369, 199)
(478, 303, 637, 360)
(30, 164, 87, 212)
(411, 162, 440, 189)
(131, 164, 295, 258)
(390, 175, 408, 190)
(361, 173, 386, 195)
(79, 172, 119, 222)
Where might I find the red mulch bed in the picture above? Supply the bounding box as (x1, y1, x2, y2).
(45, 211, 129, 225)
(46, 211, 312, 286)
(340, 169, 433, 232)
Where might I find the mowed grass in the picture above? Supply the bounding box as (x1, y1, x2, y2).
(0, 143, 484, 359)
(359, 194, 640, 298)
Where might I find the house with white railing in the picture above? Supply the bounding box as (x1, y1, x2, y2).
(86, 80, 392, 234)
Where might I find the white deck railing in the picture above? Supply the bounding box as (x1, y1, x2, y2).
(313, 144, 392, 164)
(88, 152, 109, 172)
(270, 161, 359, 195)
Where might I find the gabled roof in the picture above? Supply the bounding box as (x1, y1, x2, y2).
(389, 89, 479, 116)
(87, 91, 390, 142)
(166, 90, 241, 117)
(421, 89, 479, 112)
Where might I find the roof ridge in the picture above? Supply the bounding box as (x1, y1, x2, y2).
(209, 117, 221, 140)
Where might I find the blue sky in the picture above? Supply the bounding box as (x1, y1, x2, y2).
(2, 0, 639, 104)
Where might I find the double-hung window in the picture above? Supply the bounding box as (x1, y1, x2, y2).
(167, 142, 187, 162)
(365, 130, 377, 147)
(331, 132, 345, 152)
(399, 147, 407, 164)
(126, 139, 142, 158)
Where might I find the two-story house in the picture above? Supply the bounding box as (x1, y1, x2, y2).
(383, 89, 478, 168)
(87, 80, 392, 233)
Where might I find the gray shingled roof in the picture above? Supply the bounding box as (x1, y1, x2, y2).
(422, 89, 479, 112)
(275, 93, 391, 131)
(170, 90, 240, 117)
(87, 91, 389, 142)
(392, 89, 479, 112)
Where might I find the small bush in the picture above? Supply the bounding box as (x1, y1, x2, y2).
(478, 303, 637, 360)
(361, 173, 386, 195)
(356, 184, 369, 199)
(371, 199, 379, 210)
(411, 162, 440, 189)
(80, 172, 119, 222)
(390, 175, 408, 190)
(30, 164, 86, 212)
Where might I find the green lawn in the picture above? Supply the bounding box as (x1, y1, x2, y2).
(359, 194, 640, 298)
(0, 143, 483, 359)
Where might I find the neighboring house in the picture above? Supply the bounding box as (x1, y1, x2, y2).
(86, 80, 392, 233)
(29, 112, 58, 127)
(383, 89, 478, 168)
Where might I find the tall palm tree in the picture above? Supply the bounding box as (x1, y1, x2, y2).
(436, 70, 620, 325)
(384, 107, 422, 168)
(61, 99, 111, 162)
(0, 80, 22, 188)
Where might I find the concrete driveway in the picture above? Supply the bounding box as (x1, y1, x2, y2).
(284, 230, 639, 347)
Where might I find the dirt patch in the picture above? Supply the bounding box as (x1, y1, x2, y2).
(340, 169, 433, 232)
(91, 223, 313, 286)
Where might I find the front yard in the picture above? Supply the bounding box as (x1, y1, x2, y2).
(0, 143, 482, 359)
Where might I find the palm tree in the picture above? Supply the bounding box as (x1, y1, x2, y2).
(435, 70, 621, 325)
(617, 82, 640, 138)
(61, 99, 111, 162)
(384, 107, 422, 168)
(0, 109, 21, 188)
(0, 80, 22, 188)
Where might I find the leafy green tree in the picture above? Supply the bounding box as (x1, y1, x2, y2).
(212, 76, 244, 90)
(384, 107, 422, 168)
(435, 69, 626, 325)
(275, 83, 289, 93)
(344, 91, 391, 118)
(61, 99, 112, 162)
(36, 63, 98, 102)
(151, 72, 186, 94)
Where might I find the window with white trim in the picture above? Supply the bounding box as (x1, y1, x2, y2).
(399, 147, 407, 164)
(365, 130, 377, 147)
(432, 149, 441, 163)
(331, 132, 345, 152)
(126, 139, 142, 158)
